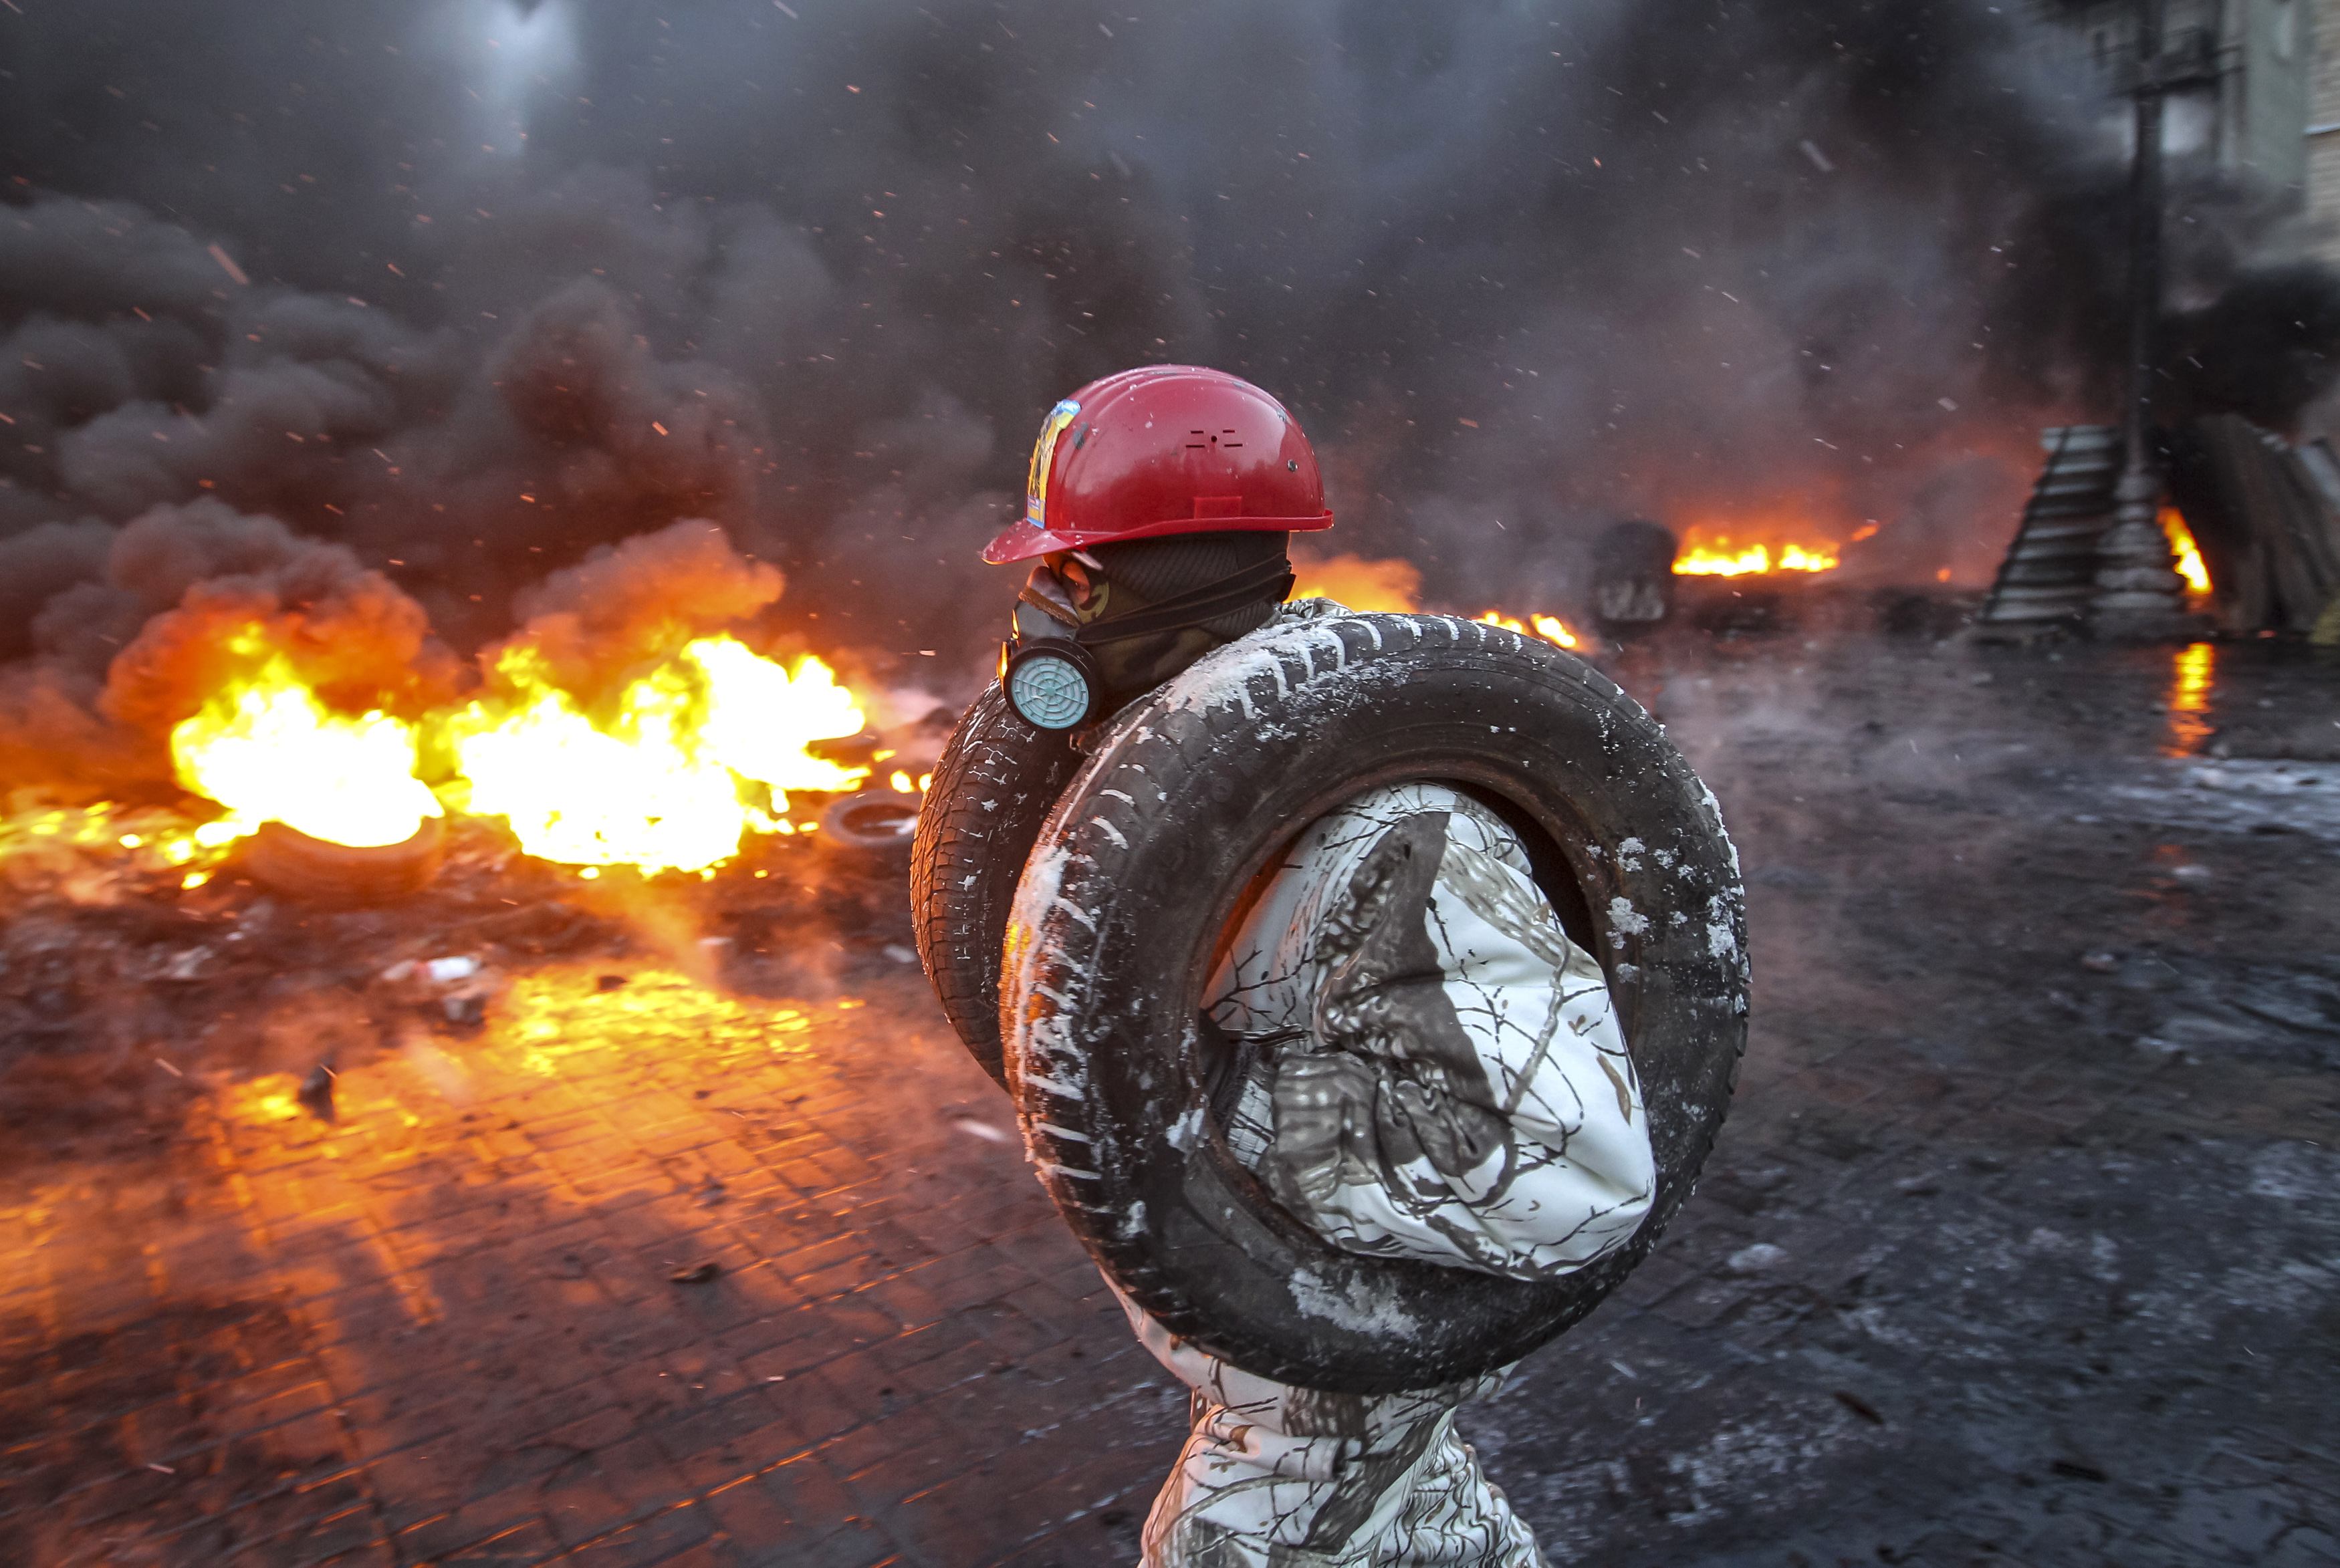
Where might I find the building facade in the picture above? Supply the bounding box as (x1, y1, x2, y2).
(2307, 0, 2340, 258)
(2038, 0, 2313, 191)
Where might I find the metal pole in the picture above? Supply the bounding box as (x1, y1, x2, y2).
(2092, 0, 2194, 637)
(2123, 0, 2163, 482)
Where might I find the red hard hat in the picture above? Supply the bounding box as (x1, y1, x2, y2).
(981, 365, 1334, 565)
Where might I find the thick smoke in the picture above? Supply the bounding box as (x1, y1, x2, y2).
(0, 0, 2333, 799)
(0, 497, 456, 793)
(493, 518, 785, 702)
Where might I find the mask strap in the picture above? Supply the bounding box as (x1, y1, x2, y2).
(1017, 577, 1083, 628)
(1074, 557, 1295, 646)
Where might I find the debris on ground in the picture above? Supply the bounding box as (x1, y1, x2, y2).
(296, 1062, 336, 1122)
(0, 817, 915, 1168)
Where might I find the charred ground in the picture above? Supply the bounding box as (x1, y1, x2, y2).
(3, 611, 2336, 1567)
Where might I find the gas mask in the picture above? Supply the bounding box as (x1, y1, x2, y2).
(1000, 539, 1294, 731)
(1001, 561, 1110, 731)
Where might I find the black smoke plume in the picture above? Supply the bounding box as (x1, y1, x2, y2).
(1, 0, 2333, 796)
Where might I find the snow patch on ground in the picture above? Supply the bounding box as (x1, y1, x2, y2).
(1165, 1103, 1206, 1152)
(2103, 759, 2340, 842)
(2248, 1140, 2339, 1202)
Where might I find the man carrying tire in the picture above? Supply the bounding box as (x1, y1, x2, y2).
(967, 368, 1661, 1567)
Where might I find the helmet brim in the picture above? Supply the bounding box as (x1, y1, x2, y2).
(980, 511, 1333, 565)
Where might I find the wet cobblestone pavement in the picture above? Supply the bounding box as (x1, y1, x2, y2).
(3, 633, 2337, 1567)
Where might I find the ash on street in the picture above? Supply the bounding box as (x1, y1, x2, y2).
(2, 624, 2336, 1568)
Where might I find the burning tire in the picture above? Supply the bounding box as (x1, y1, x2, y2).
(818, 789, 924, 864)
(909, 684, 1078, 1087)
(1591, 519, 1678, 630)
(1002, 611, 1748, 1392)
(239, 816, 446, 904)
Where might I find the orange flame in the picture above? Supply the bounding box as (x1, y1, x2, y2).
(1289, 551, 1423, 612)
(1290, 552, 1581, 648)
(1672, 538, 1841, 577)
(128, 544, 1631, 882)
(168, 631, 443, 850)
(2161, 508, 2210, 598)
(437, 635, 867, 874)
(1474, 610, 1582, 650)
(158, 625, 870, 874)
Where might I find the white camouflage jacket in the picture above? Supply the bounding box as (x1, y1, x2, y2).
(1207, 781, 1655, 1281)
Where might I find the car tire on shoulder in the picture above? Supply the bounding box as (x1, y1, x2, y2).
(1002, 610, 1749, 1393)
(909, 682, 1079, 1088)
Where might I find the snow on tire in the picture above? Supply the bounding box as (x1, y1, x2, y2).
(1001, 609, 1749, 1392)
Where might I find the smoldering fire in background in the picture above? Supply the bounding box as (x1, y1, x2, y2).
(3, 0, 2338, 798)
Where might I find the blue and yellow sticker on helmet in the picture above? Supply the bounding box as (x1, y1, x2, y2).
(1024, 399, 1081, 530)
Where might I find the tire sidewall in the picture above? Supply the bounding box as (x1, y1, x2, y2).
(911, 684, 1078, 1085)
